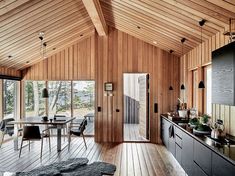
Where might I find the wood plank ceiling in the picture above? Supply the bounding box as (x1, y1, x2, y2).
(100, 0, 235, 56)
(0, 0, 235, 70)
(0, 0, 94, 69)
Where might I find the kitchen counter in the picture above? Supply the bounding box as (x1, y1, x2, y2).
(161, 114, 235, 165)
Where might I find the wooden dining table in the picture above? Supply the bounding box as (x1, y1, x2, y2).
(9, 117, 75, 152)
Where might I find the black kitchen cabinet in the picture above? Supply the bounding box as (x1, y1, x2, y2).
(181, 131, 194, 176)
(212, 152, 235, 176)
(193, 162, 208, 176)
(194, 140, 212, 176)
(161, 116, 235, 176)
(212, 41, 235, 105)
(175, 143, 182, 164)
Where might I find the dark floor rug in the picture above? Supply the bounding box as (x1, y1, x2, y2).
(15, 158, 116, 176)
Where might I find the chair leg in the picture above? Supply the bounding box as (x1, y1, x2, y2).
(19, 139, 24, 158)
(82, 133, 87, 149)
(40, 138, 43, 158)
(48, 131, 51, 152)
(68, 133, 71, 150)
(0, 133, 5, 148)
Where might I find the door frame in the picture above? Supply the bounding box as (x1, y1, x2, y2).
(122, 73, 150, 142)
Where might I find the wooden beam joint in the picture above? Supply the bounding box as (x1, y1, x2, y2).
(82, 0, 108, 36)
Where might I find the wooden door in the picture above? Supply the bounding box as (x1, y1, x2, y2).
(138, 74, 149, 140)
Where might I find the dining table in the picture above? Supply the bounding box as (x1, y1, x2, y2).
(9, 117, 75, 152)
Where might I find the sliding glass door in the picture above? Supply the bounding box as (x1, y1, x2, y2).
(3, 79, 18, 119)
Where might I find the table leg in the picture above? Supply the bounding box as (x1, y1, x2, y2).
(13, 124, 19, 151)
(57, 125, 62, 152)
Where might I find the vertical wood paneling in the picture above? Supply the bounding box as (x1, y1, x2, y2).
(0, 66, 21, 77)
(22, 36, 95, 80)
(181, 29, 235, 135)
(95, 27, 180, 143)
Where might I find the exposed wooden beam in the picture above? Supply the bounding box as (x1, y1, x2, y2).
(0, 0, 31, 16)
(81, 0, 108, 36)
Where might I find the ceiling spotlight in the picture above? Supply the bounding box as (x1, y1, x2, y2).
(80, 34, 83, 37)
(53, 47, 56, 50)
(153, 41, 157, 44)
(8, 55, 12, 58)
(26, 61, 30, 64)
(170, 50, 174, 53)
(137, 26, 141, 29)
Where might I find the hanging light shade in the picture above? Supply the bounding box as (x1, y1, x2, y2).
(198, 81, 205, 89)
(198, 19, 206, 89)
(42, 88, 49, 98)
(169, 86, 173, 90)
(180, 84, 185, 90)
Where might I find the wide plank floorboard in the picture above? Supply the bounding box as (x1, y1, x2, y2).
(0, 137, 185, 176)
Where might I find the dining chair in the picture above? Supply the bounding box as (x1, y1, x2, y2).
(0, 118, 22, 148)
(68, 118, 87, 150)
(19, 126, 51, 158)
(49, 114, 67, 136)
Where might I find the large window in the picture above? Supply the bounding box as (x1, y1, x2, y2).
(73, 81, 95, 117)
(48, 81, 71, 117)
(25, 81, 46, 117)
(3, 80, 18, 119)
(205, 66, 212, 115)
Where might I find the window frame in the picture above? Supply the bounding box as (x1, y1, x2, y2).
(204, 65, 212, 115)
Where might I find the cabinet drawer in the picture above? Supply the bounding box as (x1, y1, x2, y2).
(175, 126, 183, 138)
(175, 134, 182, 147)
(175, 144, 182, 165)
(193, 162, 208, 176)
(212, 152, 235, 176)
(194, 140, 212, 175)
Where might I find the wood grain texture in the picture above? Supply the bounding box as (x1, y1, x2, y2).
(0, 66, 21, 77)
(22, 36, 95, 80)
(0, 138, 185, 176)
(95, 27, 180, 143)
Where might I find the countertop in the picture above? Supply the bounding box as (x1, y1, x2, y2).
(161, 114, 235, 165)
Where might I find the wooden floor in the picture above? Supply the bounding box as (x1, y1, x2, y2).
(124, 124, 148, 141)
(0, 137, 185, 176)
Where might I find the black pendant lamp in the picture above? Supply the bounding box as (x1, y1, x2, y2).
(198, 19, 206, 89)
(180, 84, 185, 90)
(169, 86, 174, 90)
(181, 38, 186, 90)
(169, 49, 174, 91)
(42, 88, 49, 98)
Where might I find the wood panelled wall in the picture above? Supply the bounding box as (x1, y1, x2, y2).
(0, 66, 21, 77)
(22, 36, 95, 80)
(95, 27, 180, 143)
(22, 28, 180, 143)
(180, 29, 235, 135)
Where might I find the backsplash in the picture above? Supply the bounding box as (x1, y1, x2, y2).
(212, 103, 235, 136)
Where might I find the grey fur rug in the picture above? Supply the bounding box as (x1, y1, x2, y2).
(15, 158, 116, 176)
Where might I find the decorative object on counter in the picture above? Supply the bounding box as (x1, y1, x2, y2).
(192, 114, 211, 135)
(189, 108, 198, 119)
(200, 114, 211, 125)
(193, 124, 212, 135)
(189, 117, 199, 128)
(178, 109, 188, 118)
(211, 119, 226, 139)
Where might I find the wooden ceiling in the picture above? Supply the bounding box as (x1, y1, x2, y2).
(100, 0, 235, 56)
(0, 0, 235, 70)
(0, 0, 94, 69)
